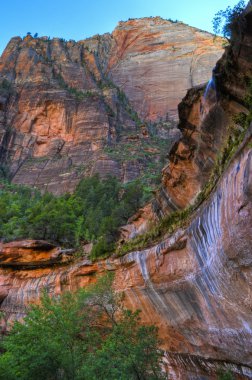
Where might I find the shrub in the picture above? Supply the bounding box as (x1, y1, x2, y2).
(212, 0, 246, 40)
(0, 274, 165, 380)
(217, 370, 234, 380)
(0, 175, 145, 256)
(0, 79, 14, 97)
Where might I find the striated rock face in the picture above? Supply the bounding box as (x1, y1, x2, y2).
(0, 12, 252, 380)
(108, 18, 223, 121)
(0, 126, 252, 378)
(119, 203, 157, 241)
(0, 35, 140, 193)
(116, 131, 252, 378)
(154, 9, 252, 215)
(0, 240, 74, 269)
(0, 18, 223, 193)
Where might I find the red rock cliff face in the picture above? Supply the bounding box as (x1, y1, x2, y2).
(1, 13, 252, 380)
(108, 18, 223, 121)
(154, 9, 252, 215)
(0, 126, 252, 379)
(117, 136, 252, 379)
(0, 35, 141, 193)
(0, 18, 223, 193)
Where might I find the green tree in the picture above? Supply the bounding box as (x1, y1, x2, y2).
(212, 0, 246, 41)
(0, 275, 165, 380)
(83, 310, 165, 380)
(217, 370, 234, 380)
(0, 175, 146, 256)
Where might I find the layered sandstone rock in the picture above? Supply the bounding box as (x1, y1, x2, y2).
(116, 129, 252, 378)
(0, 19, 223, 193)
(0, 125, 252, 379)
(108, 17, 223, 121)
(0, 240, 73, 268)
(154, 9, 252, 215)
(0, 12, 252, 380)
(0, 35, 140, 193)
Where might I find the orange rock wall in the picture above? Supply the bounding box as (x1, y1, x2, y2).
(115, 134, 252, 377)
(108, 18, 223, 121)
(0, 127, 252, 378)
(0, 18, 223, 193)
(154, 9, 252, 215)
(0, 13, 252, 380)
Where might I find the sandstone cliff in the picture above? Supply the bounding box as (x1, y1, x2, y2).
(0, 19, 223, 193)
(0, 10, 252, 380)
(107, 17, 224, 121)
(0, 124, 252, 379)
(154, 9, 252, 215)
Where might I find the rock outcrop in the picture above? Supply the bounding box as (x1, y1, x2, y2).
(0, 125, 252, 379)
(0, 240, 73, 269)
(154, 9, 252, 215)
(116, 129, 252, 378)
(108, 18, 223, 121)
(0, 9, 252, 380)
(0, 19, 223, 193)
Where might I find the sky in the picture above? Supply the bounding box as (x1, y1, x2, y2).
(0, 0, 240, 56)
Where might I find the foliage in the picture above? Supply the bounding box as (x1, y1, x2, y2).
(0, 164, 10, 180)
(0, 175, 145, 257)
(245, 77, 252, 102)
(117, 88, 142, 126)
(0, 185, 77, 245)
(103, 99, 115, 116)
(97, 79, 115, 90)
(54, 72, 93, 101)
(217, 370, 234, 380)
(104, 132, 172, 197)
(95, 76, 173, 195)
(166, 18, 179, 23)
(0, 79, 14, 97)
(117, 206, 193, 256)
(233, 77, 252, 129)
(212, 0, 246, 40)
(0, 274, 165, 380)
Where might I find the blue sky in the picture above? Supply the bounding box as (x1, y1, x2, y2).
(0, 0, 239, 55)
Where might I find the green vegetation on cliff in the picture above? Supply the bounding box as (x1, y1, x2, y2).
(0, 79, 14, 97)
(118, 77, 252, 256)
(0, 175, 145, 257)
(0, 274, 165, 380)
(212, 0, 246, 40)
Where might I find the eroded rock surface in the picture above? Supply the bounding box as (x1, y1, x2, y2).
(0, 126, 252, 379)
(0, 12, 252, 380)
(0, 18, 223, 193)
(0, 240, 73, 268)
(108, 18, 223, 121)
(116, 131, 252, 378)
(154, 9, 252, 215)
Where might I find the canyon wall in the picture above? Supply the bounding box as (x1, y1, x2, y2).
(116, 129, 252, 378)
(0, 9, 252, 380)
(0, 19, 223, 193)
(153, 7, 252, 216)
(0, 124, 252, 379)
(121, 9, 252, 234)
(107, 18, 223, 121)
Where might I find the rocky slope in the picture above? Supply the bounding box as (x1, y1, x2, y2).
(0, 18, 223, 193)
